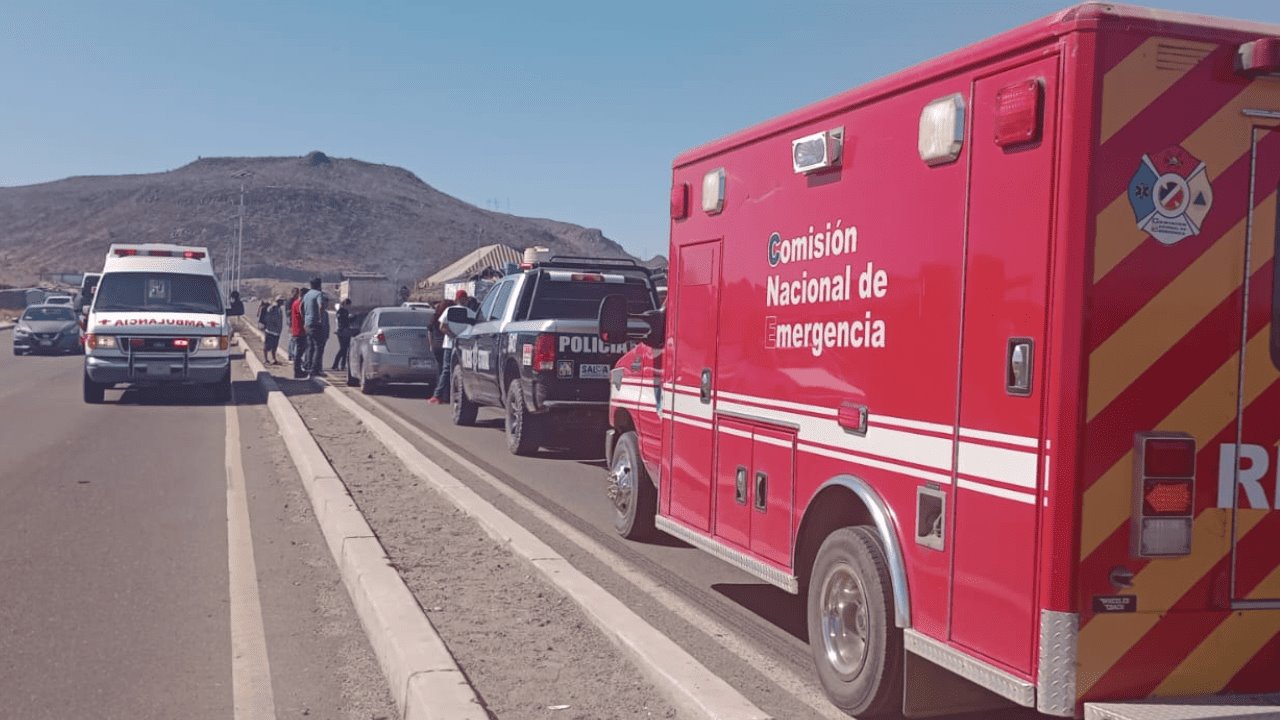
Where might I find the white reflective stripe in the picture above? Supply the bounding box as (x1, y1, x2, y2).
(756, 434, 793, 448)
(1043, 455, 1051, 493)
(612, 385, 644, 404)
(671, 390, 713, 421)
(718, 425, 752, 440)
(717, 399, 954, 472)
(716, 389, 838, 417)
(872, 415, 955, 436)
(545, 270, 625, 283)
(801, 443, 953, 485)
(672, 414, 712, 431)
(957, 442, 1039, 489)
(958, 478, 1037, 505)
(958, 427, 1039, 449)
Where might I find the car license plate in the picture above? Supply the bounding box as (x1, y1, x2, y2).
(39, 340, 52, 347)
(409, 358, 432, 369)
(580, 363, 610, 379)
(149, 364, 170, 375)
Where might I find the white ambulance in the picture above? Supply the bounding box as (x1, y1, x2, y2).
(82, 244, 239, 403)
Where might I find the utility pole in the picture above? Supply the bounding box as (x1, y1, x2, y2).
(236, 182, 245, 295)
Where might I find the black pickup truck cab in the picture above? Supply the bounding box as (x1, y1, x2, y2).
(447, 257, 658, 455)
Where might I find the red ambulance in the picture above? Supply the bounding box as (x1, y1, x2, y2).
(600, 4, 1280, 717)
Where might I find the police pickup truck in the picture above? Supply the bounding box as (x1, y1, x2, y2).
(445, 257, 658, 455)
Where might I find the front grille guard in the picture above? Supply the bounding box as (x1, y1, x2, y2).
(121, 336, 195, 380)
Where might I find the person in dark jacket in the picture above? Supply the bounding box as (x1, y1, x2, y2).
(228, 291, 245, 317)
(332, 298, 353, 371)
(262, 296, 284, 365)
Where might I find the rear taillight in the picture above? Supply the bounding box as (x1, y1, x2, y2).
(1132, 433, 1196, 557)
(372, 332, 386, 345)
(533, 334, 556, 372)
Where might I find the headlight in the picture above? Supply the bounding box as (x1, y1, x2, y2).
(85, 334, 116, 349)
(200, 335, 228, 350)
(14, 326, 30, 336)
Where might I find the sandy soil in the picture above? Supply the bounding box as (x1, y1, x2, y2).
(241, 331, 678, 719)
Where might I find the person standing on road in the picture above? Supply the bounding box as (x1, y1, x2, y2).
(429, 291, 472, 405)
(311, 292, 331, 377)
(428, 299, 450, 381)
(262, 296, 284, 365)
(290, 287, 307, 378)
(302, 278, 326, 377)
(332, 298, 353, 371)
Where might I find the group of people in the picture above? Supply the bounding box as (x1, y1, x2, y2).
(426, 289, 480, 404)
(256, 278, 356, 379)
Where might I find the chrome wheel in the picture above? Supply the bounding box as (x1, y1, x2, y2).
(820, 561, 871, 680)
(608, 454, 634, 517)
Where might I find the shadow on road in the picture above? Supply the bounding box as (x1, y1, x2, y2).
(112, 378, 265, 406)
(712, 582, 809, 643)
(363, 383, 436, 400)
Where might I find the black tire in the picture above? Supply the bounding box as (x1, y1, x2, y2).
(609, 432, 656, 540)
(806, 526, 903, 718)
(13, 348, 23, 356)
(346, 362, 359, 387)
(83, 372, 105, 404)
(504, 378, 541, 455)
(451, 367, 478, 426)
(211, 369, 232, 403)
(360, 361, 378, 395)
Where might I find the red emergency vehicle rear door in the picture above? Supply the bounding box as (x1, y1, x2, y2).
(1230, 123, 1280, 605)
(949, 55, 1057, 675)
(665, 239, 722, 531)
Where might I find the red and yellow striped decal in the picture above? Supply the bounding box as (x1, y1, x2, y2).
(1077, 31, 1280, 704)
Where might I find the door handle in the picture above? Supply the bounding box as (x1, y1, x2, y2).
(1007, 338, 1034, 396)
(699, 368, 712, 403)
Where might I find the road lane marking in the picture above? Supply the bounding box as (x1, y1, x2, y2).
(225, 398, 278, 720)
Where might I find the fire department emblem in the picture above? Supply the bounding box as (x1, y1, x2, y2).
(1127, 145, 1213, 246)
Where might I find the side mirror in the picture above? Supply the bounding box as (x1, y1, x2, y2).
(444, 305, 474, 337)
(598, 295, 628, 344)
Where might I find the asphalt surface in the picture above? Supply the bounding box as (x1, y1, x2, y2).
(0, 335, 394, 720)
(308, 333, 1042, 720)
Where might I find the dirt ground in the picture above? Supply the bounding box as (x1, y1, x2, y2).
(241, 332, 678, 719)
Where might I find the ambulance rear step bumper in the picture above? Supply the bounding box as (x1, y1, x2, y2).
(1085, 694, 1280, 720)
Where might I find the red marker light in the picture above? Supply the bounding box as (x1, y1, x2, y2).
(130, 337, 145, 348)
(1143, 437, 1196, 478)
(173, 338, 190, 348)
(994, 78, 1043, 147)
(182, 251, 205, 259)
(115, 249, 138, 257)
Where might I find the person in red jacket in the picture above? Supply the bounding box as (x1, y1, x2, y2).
(289, 286, 307, 378)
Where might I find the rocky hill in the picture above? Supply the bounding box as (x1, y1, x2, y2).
(0, 152, 648, 287)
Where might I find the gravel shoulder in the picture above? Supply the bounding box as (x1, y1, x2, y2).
(241, 331, 677, 719)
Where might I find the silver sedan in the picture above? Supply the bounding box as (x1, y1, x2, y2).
(12, 304, 83, 355)
(345, 307, 438, 394)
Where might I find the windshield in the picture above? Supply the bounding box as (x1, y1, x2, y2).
(528, 276, 654, 320)
(93, 272, 223, 314)
(22, 307, 77, 322)
(376, 310, 432, 328)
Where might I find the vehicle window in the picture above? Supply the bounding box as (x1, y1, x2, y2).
(361, 313, 376, 334)
(376, 310, 432, 328)
(488, 282, 515, 321)
(477, 285, 501, 321)
(527, 276, 655, 320)
(22, 307, 76, 322)
(93, 272, 222, 314)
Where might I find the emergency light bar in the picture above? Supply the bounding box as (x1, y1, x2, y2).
(792, 127, 843, 174)
(545, 271, 625, 283)
(112, 248, 206, 260)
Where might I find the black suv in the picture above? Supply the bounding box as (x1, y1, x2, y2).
(446, 257, 658, 455)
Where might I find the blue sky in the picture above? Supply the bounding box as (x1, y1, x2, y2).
(3, 1, 1277, 261)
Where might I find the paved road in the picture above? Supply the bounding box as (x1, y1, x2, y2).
(0, 337, 393, 720)
(304, 333, 1040, 720)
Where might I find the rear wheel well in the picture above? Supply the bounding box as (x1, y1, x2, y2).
(501, 359, 521, 407)
(794, 485, 875, 596)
